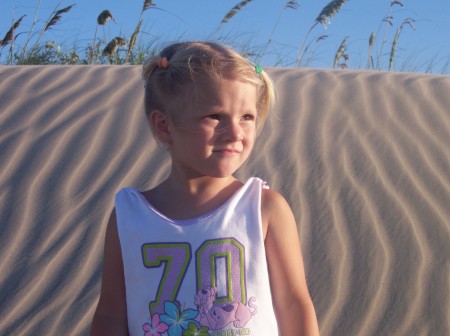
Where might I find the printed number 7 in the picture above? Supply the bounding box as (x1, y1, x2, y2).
(142, 243, 191, 315)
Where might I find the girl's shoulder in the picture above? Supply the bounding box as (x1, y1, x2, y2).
(261, 188, 292, 218)
(261, 187, 296, 238)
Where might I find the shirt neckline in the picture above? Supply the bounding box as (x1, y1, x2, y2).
(134, 177, 257, 226)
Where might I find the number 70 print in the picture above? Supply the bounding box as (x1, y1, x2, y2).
(142, 238, 248, 315)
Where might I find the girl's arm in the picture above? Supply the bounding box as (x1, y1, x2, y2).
(262, 189, 320, 336)
(90, 210, 129, 336)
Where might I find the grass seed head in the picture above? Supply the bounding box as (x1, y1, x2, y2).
(44, 5, 75, 31)
(285, 1, 299, 10)
(102, 38, 118, 56)
(221, 0, 254, 25)
(116, 37, 127, 46)
(97, 10, 114, 25)
(369, 32, 375, 48)
(55, 4, 75, 16)
(1, 15, 26, 46)
(391, 1, 404, 8)
(128, 21, 142, 52)
(143, 0, 155, 12)
(333, 35, 349, 68)
(316, 0, 348, 28)
(102, 37, 126, 57)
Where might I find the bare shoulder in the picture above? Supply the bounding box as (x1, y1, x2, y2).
(261, 187, 299, 248)
(261, 188, 296, 236)
(261, 188, 293, 214)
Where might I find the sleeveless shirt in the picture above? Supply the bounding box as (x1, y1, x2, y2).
(115, 177, 279, 336)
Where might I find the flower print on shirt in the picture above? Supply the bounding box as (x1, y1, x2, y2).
(160, 301, 199, 336)
(143, 313, 169, 336)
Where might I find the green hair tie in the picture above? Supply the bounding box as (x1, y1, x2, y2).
(255, 65, 263, 74)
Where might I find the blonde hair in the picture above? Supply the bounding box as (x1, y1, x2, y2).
(142, 41, 275, 132)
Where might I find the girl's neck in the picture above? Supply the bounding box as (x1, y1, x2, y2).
(145, 173, 243, 220)
(168, 173, 236, 194)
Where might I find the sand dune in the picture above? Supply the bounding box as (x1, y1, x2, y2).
(0, 66, 449, 335)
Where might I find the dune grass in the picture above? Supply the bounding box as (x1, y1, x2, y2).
(0, 0, 448, 73)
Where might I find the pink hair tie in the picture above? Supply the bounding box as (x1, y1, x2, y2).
(157, 57, 169, 69)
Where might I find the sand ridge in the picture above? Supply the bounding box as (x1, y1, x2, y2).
(0, 66, 449, 335)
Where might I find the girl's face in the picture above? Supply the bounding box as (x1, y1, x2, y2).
(166, 78, 258, 179)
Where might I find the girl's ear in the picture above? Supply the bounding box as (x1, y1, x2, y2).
(149, 110, 172, 144)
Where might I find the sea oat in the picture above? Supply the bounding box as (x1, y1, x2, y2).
(389, 29, 400, 71)
(102, 38, 118, 57)
(97, 10, 114, 25)
(383, 15, 394, 27)
(220, 0, 254, 25)
(333, 35, 349, 68)
(90, 9, 114, 63)
(369, 32, 375, 48)
(401, 17, 416, 30)
(126, 20, 142, 63)
(44, 4, 75, 31)
(115, 37, 127, 46)
(1, 15, 26, 47)
(143, 0, 155, 11)
(389, 18, 415, 71)
(54, 4, 75, 15)
(391, 1, 404, 7)
(125, 0, 156, 64)
(102, 37, 126, 58)
(296, 0, 347, 66)
(315, 0, 348, 28)
(366, 32, 375, 69)
(285, 1, 299, 10)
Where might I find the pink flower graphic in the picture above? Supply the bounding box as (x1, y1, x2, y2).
(143, 314, 169, 336)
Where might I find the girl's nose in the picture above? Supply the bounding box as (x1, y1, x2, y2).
(221, 121, 243, 142)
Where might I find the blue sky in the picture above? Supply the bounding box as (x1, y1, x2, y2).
(1, 0, 449, 72)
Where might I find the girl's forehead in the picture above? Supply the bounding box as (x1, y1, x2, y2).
(198, 79, 257, 103)
(192, 77, 256, 95)
(170, 79, 256, 116)
(166, 75, 257, 111)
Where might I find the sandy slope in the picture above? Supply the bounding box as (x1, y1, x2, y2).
(0, 66, 449, 335)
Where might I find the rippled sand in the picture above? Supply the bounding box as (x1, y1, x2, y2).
(0, 66, 449, 335)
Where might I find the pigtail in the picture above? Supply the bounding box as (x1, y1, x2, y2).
(142, 57, 158, 85)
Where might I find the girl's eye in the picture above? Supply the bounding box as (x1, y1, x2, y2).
(206, 114, 220, 120)
(242, 114, 256, 121)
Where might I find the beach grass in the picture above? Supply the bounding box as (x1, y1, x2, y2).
(0, 0, 448, 73)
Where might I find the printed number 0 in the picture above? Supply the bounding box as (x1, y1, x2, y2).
(142, 238, 246, 315)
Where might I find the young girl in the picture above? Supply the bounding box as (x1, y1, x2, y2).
(90, 41, 319, 336)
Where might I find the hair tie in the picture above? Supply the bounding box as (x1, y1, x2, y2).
(254, 65, 263, 74)
(157, 57, 169, 69)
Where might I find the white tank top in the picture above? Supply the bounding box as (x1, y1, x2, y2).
(115, 177, 279, 336)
